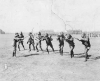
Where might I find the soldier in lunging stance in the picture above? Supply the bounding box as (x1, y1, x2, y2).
(65, 34, 75, 58)
(57, 32, 65, 55)
(75, 33, 91, 61)
(13, 33, 19, 57)
(35, 32, 43, 52)
(27, 32, 35, 51)
(18, 32, 25, 51)
(43, 33, 54, 54)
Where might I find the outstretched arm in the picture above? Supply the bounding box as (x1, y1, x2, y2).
(27, 38, 30, 44)
(74, 38, 80, 41)
(42, 36, 46, 41)
(65, 37, 73, 42)
(14, 37, 19, 41)
(41, 36, 46, 41)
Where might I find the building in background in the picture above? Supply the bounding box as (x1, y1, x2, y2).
(39, 30, 56, 36)
(86, 31, 100, 37)
(67, 30, 82, 34)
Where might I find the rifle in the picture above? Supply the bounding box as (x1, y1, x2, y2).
(74, 37, 80, 41)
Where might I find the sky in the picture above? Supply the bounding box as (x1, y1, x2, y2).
(0, 0, 100, 33)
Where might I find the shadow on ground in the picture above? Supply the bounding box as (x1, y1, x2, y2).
(93, 56, 100, 60)
(75, 55, 91, 58)
(74, 53, 84, 55)
(18, 53, 39, 57)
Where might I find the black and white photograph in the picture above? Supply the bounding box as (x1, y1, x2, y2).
(0, 0, 100, 81)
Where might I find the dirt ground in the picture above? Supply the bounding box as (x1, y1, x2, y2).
(0, 34, 100, 81)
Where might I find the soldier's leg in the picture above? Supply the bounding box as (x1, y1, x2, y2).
(87, 47, 90, 59)
(59, 45, 61, 54)
(13, 46, 16, 57)
(21, 41, 25, 50)
(69, 46, 73, 58)
(60, 45, 64, 56)
(46, 45, 49, 54)
(84, 46, 87, 61)
(50, 43, 54, 52)
(29, 43, 31, 51)
(13, 48, 15, 57)
(32, 43, 35, 50)
(14, 47, 17, 57)
(39, 41, 43, 51)
(36, 43, 39, 52)
(85, 47, 90, 61)
(18, 42, 20, 51)
(32, 40, 35, 50)
(71, 45, 75, 57)
(13, 51, 14, 57)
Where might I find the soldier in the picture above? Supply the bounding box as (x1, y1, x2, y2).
(18, 32, 25, 51)
(75, 33, 91, 61)
(35, 32, 43, 52)
(65, 34, 75, 58)
(13, 33, 19, 57)
(57, 32, 65, 55)
(43, 33, 54, 54)
(27, 32, 35, 51)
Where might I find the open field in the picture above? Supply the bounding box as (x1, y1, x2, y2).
(0, 34, 100, 81)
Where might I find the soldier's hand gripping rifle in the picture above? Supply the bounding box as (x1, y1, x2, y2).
(74, 38, 80, 41)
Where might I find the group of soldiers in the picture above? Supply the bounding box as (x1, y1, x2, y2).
(13, 31, 91, 62)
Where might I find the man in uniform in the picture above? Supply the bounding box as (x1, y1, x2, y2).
(75, 33, 91, 61)
(35, 32, 43, 52)
(18, 32, 25, 51)
(65, 34, 75, 58)
(27, 32, 35, 51)
(13, 33, 19, 57)
(57, 32, 65, 55)
(43, 33, 54, 54)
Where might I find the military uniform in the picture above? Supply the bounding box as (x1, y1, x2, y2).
(43, 34, 54, 54)
(27, 32, 35, 51)
(13, 33, 19, 57)
(18, 32, 25, 51)
(65, 34, 75, 58)
(35, 32, 43, 52)
(57, 34, 65, 55)
(76, 33, 91, 61)
(80, 35, 91, 61)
